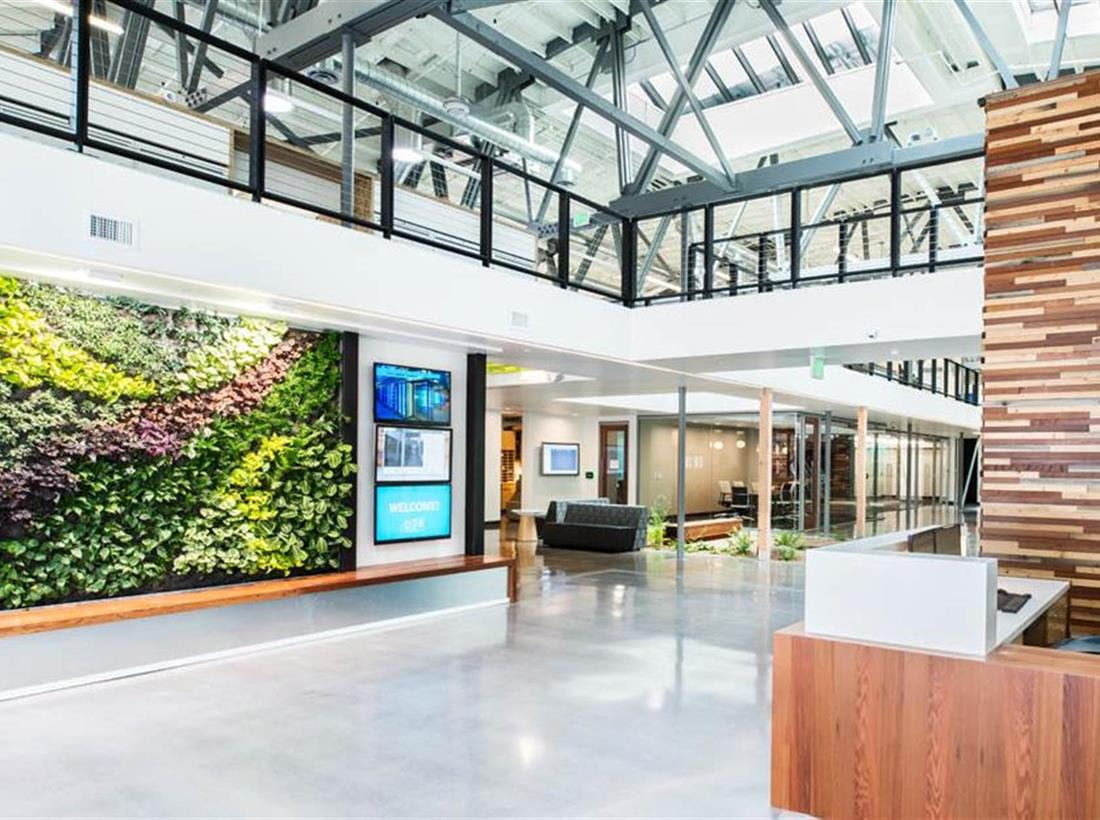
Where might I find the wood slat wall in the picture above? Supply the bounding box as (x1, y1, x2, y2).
(983, 70, 1100, 634)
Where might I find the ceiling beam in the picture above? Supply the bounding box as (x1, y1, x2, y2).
(256, 0, 443, 69)
(1047, 0, 1073, 81)
(609, 133, 985, 218)
(869, 0, 896, 142)
(759, 0, 862, 144)
(637, 0, 736, 185)
(628, 0, 739, 194)
(951, 0, 1018, 89)
(434, 9, 732, 189)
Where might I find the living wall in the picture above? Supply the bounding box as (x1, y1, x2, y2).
(0, 275, 356, 610)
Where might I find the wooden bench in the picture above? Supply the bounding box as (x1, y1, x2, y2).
(665, 516, 742, 542)
(0, 555, 516, 639)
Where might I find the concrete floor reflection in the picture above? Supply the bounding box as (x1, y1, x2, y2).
(0, 542, 806, 818)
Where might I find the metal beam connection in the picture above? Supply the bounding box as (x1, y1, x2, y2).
(434, 10, 732, 189)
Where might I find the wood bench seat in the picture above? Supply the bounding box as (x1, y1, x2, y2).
(0, 555, 516, 639)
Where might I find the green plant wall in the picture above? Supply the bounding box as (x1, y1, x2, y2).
(0, 275, 356, 610)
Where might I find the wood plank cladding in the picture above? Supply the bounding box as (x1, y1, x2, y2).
(0, 555, 516, 639)
(771, 626, 1100, 819)
(982, 70, 1100, 634)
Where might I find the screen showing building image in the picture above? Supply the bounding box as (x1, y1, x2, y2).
(376, 426, 451, 483)
(374, 483, 452, 544)
(541, 442, 580, 475)
(374, 363, 451, 424)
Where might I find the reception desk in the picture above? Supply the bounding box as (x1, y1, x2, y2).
(771, 529, 1095, 819)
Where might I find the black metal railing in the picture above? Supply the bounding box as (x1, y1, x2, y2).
(0, 0, 986, 309)
(846, 359, 981, 406)
(637, 186, 984, 306)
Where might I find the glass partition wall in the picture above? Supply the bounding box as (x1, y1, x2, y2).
(637, 412, 961, 539)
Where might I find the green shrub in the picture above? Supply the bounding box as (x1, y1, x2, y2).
(772, 530, 805, 561)
(646, 497, 670, 548)
(0, 382, 125, 470)
(730, 529, 755, 556)
(0, 328, 354, 610)
(0, 282, 156, 401)
(166, 317, 286, 396)
(17, 281, 199, 383)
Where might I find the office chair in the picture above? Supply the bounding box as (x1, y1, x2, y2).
(729, 484, 754, 525)
(718, 480, 734, 512)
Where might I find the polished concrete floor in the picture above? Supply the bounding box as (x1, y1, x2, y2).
(0, 544, 805, 818)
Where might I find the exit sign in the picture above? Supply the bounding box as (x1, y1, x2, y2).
(811, 355, 826, 380)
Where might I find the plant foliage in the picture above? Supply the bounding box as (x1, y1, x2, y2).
(0, 278, 355, 610)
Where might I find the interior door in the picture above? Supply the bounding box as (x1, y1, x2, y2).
(599, 423, 629, 504)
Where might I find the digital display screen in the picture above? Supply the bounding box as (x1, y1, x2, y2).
(376, 426, 451, 483)
(374, 483, 452, 544)
(541, 442, 580, 476)
(374, 362, 451, 425)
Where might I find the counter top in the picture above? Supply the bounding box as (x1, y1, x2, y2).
(995, 576, 1068, 648)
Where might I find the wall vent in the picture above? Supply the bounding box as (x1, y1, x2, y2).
(509, 310, 529, 329)
(88, 213, 135, 246)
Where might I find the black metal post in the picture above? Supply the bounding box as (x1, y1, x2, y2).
(757, 234, 767, 293)
(479, 155, 493, 267)
(837, 222, 848, 282)
(889, 167, 901, 275)
(931, 359, 938, 393)
(621, 218, 637, 306)
(248, 60, 266, 202)
(339, 331, 359, 571)
(703, 205, 715, 298)
(72, 0, 91, 151)
(557, 193, 570, 289)
(465, 352, 487, 556)
(380, 117, 394, 238)
(790, 188, 801, 287)
(928, 205, 940, 272)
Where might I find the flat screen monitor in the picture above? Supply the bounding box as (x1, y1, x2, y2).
(374, 483, 452, 544)
(375, 425, 451, 483)
(374, 362, 451, 425)
(541, 442, 580, 476)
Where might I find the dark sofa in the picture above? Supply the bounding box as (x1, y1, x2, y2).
(535, 498, 608, 538)
(540, 503, 648, 553)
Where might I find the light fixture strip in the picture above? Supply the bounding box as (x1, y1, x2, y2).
(33, 0, 124, 36)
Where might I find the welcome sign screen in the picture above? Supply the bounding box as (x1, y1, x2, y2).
(375, 483, 452, 543)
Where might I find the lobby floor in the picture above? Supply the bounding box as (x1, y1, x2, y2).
(0, 547, 805, 818)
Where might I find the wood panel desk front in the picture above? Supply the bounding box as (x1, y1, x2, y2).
(771, 621, 1100, 819)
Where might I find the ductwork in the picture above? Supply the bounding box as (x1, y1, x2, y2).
(355, 60, 580, 183)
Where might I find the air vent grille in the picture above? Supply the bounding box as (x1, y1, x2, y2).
(88, 214, 135, 245)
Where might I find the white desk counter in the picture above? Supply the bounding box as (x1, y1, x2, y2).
(995, 576, 1069, 647)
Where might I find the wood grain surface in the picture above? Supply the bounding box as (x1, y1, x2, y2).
(983, 70, 1100, 633)
(0, 555, 516, 638)
(771, 625, 1100, 819)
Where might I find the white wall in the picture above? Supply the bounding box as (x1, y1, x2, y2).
(630, 269, 984, 367)
(484, 409, 503, 524)
(0, 131, 632, 360)
(357, 337, 467, 565)
(520, 412, 600, 512)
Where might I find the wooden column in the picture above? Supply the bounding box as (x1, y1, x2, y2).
(983, 70, 1100, 634)
(757, 387, 773, 558)
(855, 406, 868, 535)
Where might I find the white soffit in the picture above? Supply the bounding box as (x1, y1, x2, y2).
(559, 392, 801, 414)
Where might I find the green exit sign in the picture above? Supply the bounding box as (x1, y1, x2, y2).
(811, 355, 826, 380)
(573, 211, 590, 228)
